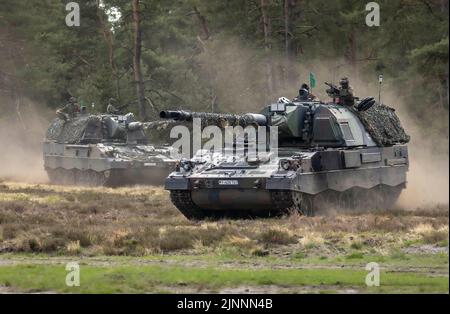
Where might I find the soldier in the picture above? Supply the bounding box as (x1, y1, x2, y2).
(293, 83, 317, 102)
(80, 105, 88, 115)
(325, 77, 356, 107)
(107, 98, 128, 115)
(337, 77, 355, 107)
(56, 96, 80, 121)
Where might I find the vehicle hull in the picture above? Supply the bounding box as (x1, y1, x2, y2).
(44, 141, 175, 186)
(166, 145, 409, 218)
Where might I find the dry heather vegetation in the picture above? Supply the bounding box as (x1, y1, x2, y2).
(0, 180, 448, 258)
(0, 180, 448, 293)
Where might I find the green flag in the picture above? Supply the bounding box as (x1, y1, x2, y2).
(309, 72, 316, 89)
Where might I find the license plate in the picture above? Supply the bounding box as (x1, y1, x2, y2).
(218, 180, 239, 186)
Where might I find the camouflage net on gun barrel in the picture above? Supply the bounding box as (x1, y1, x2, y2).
(189, 112, 245, 127)
(144, 120, 180, 144)
(354, 104, 410, 146)
(45, 115, 101, 144)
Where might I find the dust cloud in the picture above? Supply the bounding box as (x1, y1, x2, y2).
(349, 79, 449, 208)
(0, 96, 50, 183)
(397, 111, 449, 208)
(195, 38, 449, 209)
(358, 86, 449, 209)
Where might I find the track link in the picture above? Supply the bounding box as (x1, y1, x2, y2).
(169, 185, 404, 219)
(170, 190, 206, 220)
(270, 190, 294, 213)
(46, 168, 108, 187)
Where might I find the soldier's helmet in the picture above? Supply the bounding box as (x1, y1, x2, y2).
(339, 77, 349, 88)
(299, 88, 310, 101)
(301, 83, 310, 91)
(109, 98, 117, 105)
(69, 96, 76, 103)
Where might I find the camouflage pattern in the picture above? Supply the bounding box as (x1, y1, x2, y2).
(162, 97, 410, 220)
(46, 115, 101, 144)
(43, 112, 177, 186)
(353, 104, 410, 146)
(56, 98, 80, 121)
(159, 110, 267, 128)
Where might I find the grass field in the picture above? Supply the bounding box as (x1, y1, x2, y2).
(0, 181, 448, 293)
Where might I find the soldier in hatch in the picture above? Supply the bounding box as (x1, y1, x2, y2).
(56, 96, 80, 121)
(337, 77, 355, 107)
(326, 77, 355, 107)
(106, 98, 128, 115)
(80, 105, 88, 115)
(293, 83, 318, 102)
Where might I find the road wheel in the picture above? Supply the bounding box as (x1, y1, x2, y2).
(337, 190, 352, 210)
(292, 192, 314, 217)
(352, 188, 372, 211)
(312, 190, 340, 214)
(45, 168, 60, 184)
(366, 186, 384, 210)
(380, 184, 405, 209)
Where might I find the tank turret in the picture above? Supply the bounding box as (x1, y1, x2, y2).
(160, 99, 409, 149)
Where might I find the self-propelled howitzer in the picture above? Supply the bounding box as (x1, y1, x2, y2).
(160, 99, 410, 219)
(43, 112, 177, 186)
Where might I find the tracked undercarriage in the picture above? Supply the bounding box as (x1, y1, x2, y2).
(45, 167, 171, 187)
(169, 184, 404, 219)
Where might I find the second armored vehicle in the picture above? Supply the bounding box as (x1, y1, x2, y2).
(44, 112, 177, 186)
(161, 95, 410, 219)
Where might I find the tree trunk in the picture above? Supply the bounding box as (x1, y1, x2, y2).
(193, 6, 210, 40)
(348, 29, 358, 81)
(283, 0, 297, 83)
(260, 0, 274, 97)
(97, 2, 121, 100)
(132, 0, 147, 120)
(283, 0, 290, 83)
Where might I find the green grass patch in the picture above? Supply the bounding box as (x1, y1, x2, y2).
(0, 263, 447, 294)
(346, 252, 365, 260)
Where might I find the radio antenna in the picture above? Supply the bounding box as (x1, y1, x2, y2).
(378, 74, 383, 104)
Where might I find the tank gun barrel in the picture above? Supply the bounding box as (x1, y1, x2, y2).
(159, 110, 268, 127)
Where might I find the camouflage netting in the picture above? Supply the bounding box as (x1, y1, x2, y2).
(45, 115, 101, 144)
(163, 111, 262, 127)
(190, 112, 247, 127)
(144, 120, 181, 144)
(354, 104, 410, 146)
